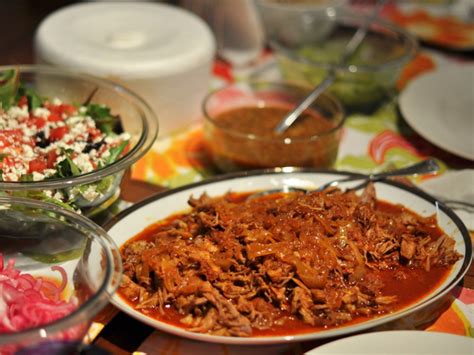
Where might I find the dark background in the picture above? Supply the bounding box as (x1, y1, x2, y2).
(1, 1, 74, 64)
(0, 0, 178, 65)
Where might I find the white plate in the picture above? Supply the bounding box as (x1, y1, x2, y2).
(305, 330, 474, 354)
(399, 64, 474, 160)
(419, 169, 474, 231)
(105, 169, 472, 345)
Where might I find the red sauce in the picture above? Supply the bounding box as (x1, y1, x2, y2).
(214, 106, 336, 139)
(204, 105, 343, 171)
(119, 265, 451, 336)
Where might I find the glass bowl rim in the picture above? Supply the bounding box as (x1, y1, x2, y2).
(269, 12, 419, 73)
(255, 0, 349, 11)
(0, 64, 158, 191)
(202, 80, 346, 143)
(0, 195, 122, 345)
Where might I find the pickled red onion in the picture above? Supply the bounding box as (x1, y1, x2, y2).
(0, 254, 77, 333)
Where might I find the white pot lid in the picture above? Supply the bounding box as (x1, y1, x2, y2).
(35, 2, 216, 78)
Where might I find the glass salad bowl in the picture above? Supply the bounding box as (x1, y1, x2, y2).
(0, 196, 121, 354)
(0, 65, 158, 215)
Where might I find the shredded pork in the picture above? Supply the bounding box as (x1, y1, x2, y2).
(120, 184, 462, 336)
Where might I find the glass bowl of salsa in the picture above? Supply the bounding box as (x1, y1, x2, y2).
(0, 65, 158, 216)
(0, 195, 121, 354)
(202, 81, 345, 172)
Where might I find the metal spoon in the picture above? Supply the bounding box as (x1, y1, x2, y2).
(273, 0, 389, 134)
(248, 159, 440, 200)
(317, 158, 439, 191)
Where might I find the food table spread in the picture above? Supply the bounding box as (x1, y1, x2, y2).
(0, 1, 473, 354)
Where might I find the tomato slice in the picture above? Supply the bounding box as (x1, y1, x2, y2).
(28, 156, 47, 173)
(27, 117, 46, 129)
(59, 104, 77, 116)
(17, 95, 28, 108)
(46, 150, 58, 168)
(47, 112, 63, 122)
(45, 103, 76, 118)
(49, 126, 68, 141)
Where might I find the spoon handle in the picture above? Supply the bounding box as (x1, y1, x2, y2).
(248, 159, 440, 200)
(273, 73, 335, 134)
(320, 159, 440, 191)
(340, 0, 389, 65)
(367, 159, 440, 181)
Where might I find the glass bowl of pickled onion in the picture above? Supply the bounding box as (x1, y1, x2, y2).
(0, 196, 121, 354)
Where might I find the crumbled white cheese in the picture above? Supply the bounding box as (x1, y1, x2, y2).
(43, 169, 57, 178)
(53, 191, 64, 200)
(120, 132, 131, 141)
(101, 150, 111, 160)
(43, 125, 51, 139)
(33, 107, 50, 119)
(66, 115, 88, 126)
(73, 153, 94, 173)
(104, 136, 115, 145)
(3, 172, 19, 182)
(32, 172, 45, 181)
(7, 106, 29, 119)
(52, 97, 62, 105)
(69, 122, 87, 137)
(21, 126, 36, 137)
(82, 185, 100, 201)
(89, 149, 98, 158)
(22, 145, 35, 159)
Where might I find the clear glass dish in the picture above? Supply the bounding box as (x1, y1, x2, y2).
(256, 0, 349, 46)
(0, 196, 122, 354)
(269, 12, 418, 111)
(202, 81, 345, 172)
(0, 65, 158, 215)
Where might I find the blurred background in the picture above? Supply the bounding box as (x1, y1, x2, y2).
(2, 0, 471, 66)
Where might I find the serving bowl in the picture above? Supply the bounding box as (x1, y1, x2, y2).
(0, 65, 158, 215)
(0, 196, 121, 354)
(105, 168, 471, 345)
(202, 81, 345, 172)
(269, 11, 418, 111)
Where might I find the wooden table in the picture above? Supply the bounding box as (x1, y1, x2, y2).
(1, 1, 473, 354)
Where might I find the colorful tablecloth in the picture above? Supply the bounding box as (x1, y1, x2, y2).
(130, 50, 450, 189)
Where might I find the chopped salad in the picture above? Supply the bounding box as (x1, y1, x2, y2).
(0, 69, 130, 210)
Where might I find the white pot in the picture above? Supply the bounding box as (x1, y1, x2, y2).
(35, 2, 216, 136)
